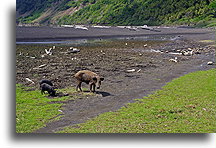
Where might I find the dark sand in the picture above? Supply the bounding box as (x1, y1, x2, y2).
(16, 26, 215, 42)
(16, 26, 215, 133)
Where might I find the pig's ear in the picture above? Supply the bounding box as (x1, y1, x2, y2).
(93, 77, 97, 81)
(100, 77, 104, 81)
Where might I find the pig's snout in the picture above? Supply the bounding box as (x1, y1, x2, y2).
(96, 82, 101, 89)
(95, 83, 100, 89)
(95, 77, 104, 89)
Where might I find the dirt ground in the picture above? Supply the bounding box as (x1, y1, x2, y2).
(16, 27, 215, 133)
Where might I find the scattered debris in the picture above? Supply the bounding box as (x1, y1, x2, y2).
(169, 57, 178, 63)
(68, 47, 80, 53)
(92, 25, 110, 29)
(125, 26, 138, 31)
(126, 69, 136, 72)
(33, 64, 47, 70)
(137, 69, 141, 73)
(38, 64, 47, 68)
(207, 61, 213, 65)
(140, 25, 161, 32)
(74, 25, 88, 30)
(202, 108, 207, 111)
(45, 48, 52, 55)
(26, 56, 36, 59)
(61, 25, 74, 28)
(182, 50, 193, 56)
(150, 49, 163, 53)
(25, 78, 35, 84)
(71, 57, 77, 60)
(169, 52, 182, 55)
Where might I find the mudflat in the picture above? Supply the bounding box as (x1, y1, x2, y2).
(16, 26, 215, 133)
(16, 26, 215, 42)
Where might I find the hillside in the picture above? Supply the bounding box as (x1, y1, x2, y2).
(16, 0, 216, 26)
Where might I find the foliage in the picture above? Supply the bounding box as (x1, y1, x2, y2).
(58, 0, 215, 26)
(58, 69, 216, 133)
(17, 0, 60, 14)
(17, 0, 216, 26)
(17, 0, 62, 23)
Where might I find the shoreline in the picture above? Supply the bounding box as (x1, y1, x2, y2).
(16, 32, 209, 42)
(16, 26, 215, 42)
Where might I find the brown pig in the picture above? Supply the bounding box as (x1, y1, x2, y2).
(74, 70, 104, 92)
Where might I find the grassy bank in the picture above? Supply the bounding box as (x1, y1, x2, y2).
(16, 85, 82, 133)
(58, 69, 216, 133)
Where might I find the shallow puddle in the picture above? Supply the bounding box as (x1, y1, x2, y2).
(16, 35, 176, 46)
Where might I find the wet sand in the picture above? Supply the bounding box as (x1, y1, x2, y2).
(16, 26, 215, 42)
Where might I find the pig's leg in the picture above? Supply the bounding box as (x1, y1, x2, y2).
(76, 81, 82, 92)
(90, 83, 92, 92)
(90, 83, 95, 92)
(92, 83, 96, 93)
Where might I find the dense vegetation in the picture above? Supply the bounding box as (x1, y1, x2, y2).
(58, 69, 216, 133)
(59, 0, 216, 26)
(17, 0, 216, 26)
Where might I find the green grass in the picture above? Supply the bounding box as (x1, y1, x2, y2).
(16, 85, 81, 133)
(58, 69, 216, 133)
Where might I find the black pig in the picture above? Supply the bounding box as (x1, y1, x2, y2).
(39, 79, 53, 87)
(40, 83, 56, 96)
